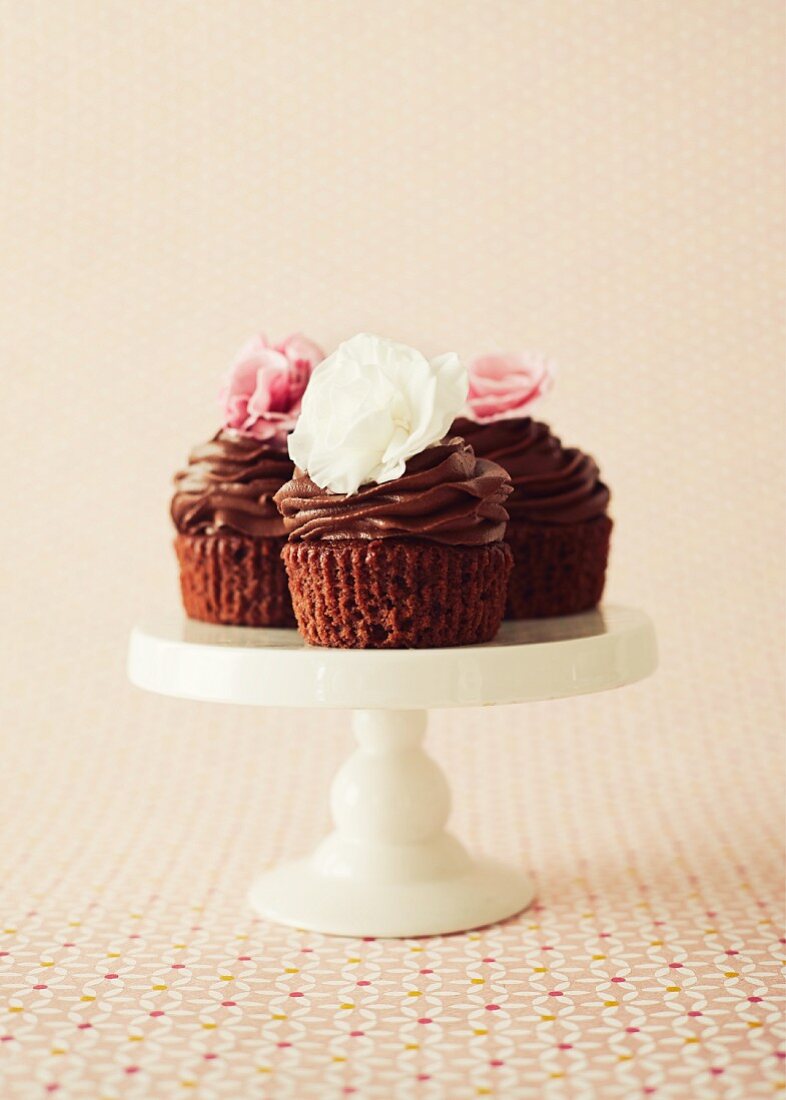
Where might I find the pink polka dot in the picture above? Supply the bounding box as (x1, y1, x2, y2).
(357, 980, 370, 987)
(557, 1043, 572, 1050)
(33, 984, 47, 990)
(150, 1011, 164, 1018)
(548, 990, 564, 997)
(541, 946, 553, 951)
(343, 1089, 356, 1095)
(105, 973, 119, 980)
(418, 1017, 432, 1025)
(277, 1041, 291, 1048)
(490, 1059, 504, 1067)
(726, 950, 738, 956)
(172, 964, 185, 969)
(416, 1074, 430, 1081)
(485, 1004, 500, 1012)
(420, 968, 433, 974)
(0, 1036, 14, 1042)
(611, 977, 625, 983)
(62, 943, 75, 949)
(204, 1053, 217, 1061)
(350, 1030, 364, 1037)
(237, 956, 251, 961)
(688, 1011, 702, 1017)
(45, 1086, 59, 1093)
(221, 1001, 236, 1007)
(668, 963, 683, 970)
(124, 1067, 139, 1075)
(710, 1068, 724, 1076)
(289, 992, 304, 998)
(626, 1027, 639, 1033)
(748, 996, 762, 1003)
(362, 937, 375, 942)
(77, 1023, 92, 1030)
(599, 932, 611, 938)
(482, 956, 496, 962)
(775, 1052, 785, 1060)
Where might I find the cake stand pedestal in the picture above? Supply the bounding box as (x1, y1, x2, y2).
(128, 605, 656, 938)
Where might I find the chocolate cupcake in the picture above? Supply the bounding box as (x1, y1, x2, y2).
(171, 332, 324, 626)
(275, 333, 513, 649)
(453, 352, 611, 619)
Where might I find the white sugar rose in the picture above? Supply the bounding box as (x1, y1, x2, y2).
(288, 333, 468, 495)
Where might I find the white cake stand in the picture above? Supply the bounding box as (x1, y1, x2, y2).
(127, 605, 656, 938)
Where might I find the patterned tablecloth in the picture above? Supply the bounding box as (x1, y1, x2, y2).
(1, 660, 782, 1099)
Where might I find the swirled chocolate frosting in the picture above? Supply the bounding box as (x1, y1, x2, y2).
(275, 439, 511, 546)
(452, 417, 609, 525)
(171, 430, 293, 538)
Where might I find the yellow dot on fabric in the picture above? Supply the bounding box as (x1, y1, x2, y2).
(130, 914, 141, 920)
(51, 1048, 66, 1055)
(725, 972, 739, 978)
(619, 1054, 633, 1061)
(550, 1073, 564, 1079)
(68, 921, 81, 927)
(410, 946, 424, 952)
(333, 1056, 346, 1063)
(471, 978, 484, 984)
(748, 1021, 763, 1028)
(256, 1067, 271, 1074)
(541, 1015, 555, 1022)
(347, 957, 361, 964)
(172, 944, 186, 950)
(667, 986, 680, 993)
(340, 1003, 354, 1010)
(528, 925, 540, 931)
(474, 1028, 487, 1036)
(220, 975, 234, 981)
(152, 984, 167, 991)
(235, 934, 247, 940)
(477, 1088, 492, 1095)
(405, 1043, 419, 1050)
(80, 996, 94, 1002)
(407, 991, 422, 997)
(604, 1001, 618, 1007)
(201, 1023, 216, 1030)
(705, 928, 717, 934)
(650, 941, 662, 946)
(4, 928, 17, 934)
(40, 961, 54, 967)
(129, 1036, 143, 1042)
(272, 1014, 287, 1021)
(533, 967, 548, 974)
(181, 1081, 195, 1088)
(593, 955, 606, 961)
(8, 1006, 23, 1013)
(468, 935, 481, 941)
(107, 953, 120, 959)
(284, 968, 299, 974)
(582, 913, 594, 918)
(685, 1037, 699, 1044)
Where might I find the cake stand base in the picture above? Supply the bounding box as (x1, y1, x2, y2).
(248, 708, 534, 937)
(250, 857, 534, 939)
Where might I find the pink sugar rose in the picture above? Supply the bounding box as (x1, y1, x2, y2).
(220, 332, 325, 445)
(463, 351, 554, 423)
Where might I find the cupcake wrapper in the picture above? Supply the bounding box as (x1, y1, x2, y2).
(175, 533, 295, 627)
(283, 539, 513, 649)
(505, 515, 612, 619)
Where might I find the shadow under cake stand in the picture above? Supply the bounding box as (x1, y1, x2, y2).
(127, 605, 657, 938)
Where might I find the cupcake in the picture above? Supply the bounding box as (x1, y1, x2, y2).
(171, 332, 324, 626)
(275, 333, 513, 649)
(452, 352, 611, 619)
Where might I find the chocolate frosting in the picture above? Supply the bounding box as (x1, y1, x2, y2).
(452, 417, 609, 525)
(275, 439, 511, 546)
(171, 430, 293, 538)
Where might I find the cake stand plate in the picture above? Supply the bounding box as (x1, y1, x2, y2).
(128, 605, 657, 938)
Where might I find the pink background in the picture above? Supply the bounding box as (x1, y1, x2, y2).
(1, 2, 783, 1096)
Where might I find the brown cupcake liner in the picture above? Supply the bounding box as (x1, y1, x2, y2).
(282, 538, 513, 649)
(174, 532, 295, 627)
(504, 515, 612, 619)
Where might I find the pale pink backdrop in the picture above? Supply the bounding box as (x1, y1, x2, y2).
(0, 2, 783, 1097)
